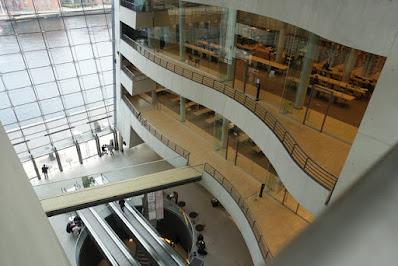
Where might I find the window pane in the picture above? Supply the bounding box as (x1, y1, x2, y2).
(64, 92, 84, 109)
(30, 67, 55, 84)
(59, 78, 80, 94)
(68, 28, 90, 45)
(0, 35, 19, 55)
(35, 82, 59, 100)
(40, 97, 64, 114)
(77, 59, 97, 75)
(14, 102, 41, 121)
(55, 62, 77, 79)
(49, 47, 73, 64)
(19, 33, 46, 51)
(84, 88, 102, 103)
(25, 50, 50, 68)
(0, 108, 17, 125)
(80, 74, 100, 89)
(0, 92, 11, 109)
(8, 87, 36, 106)
(2, 70, 31, 90)
(72, 44, 93, 61)
(0, 54, 25, 72)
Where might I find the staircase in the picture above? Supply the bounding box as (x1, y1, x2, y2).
(135, 245, 152, 266)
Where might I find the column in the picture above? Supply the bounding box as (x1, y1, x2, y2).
(151, 90, 158, 105)
(220, 117, 229, 149)
(53, 147, 63, 172)
(362, 53, 375, 78)
(118, 134, 124, 153)
(342, 48, 358, 82)
(74, 140, 83, 164)
(275, 24, 287, 63)
(178, 0, 185, 61)
(94, 134, 102, 157)
(31, 154, 41, 180)
(220, 8, 237, 81)
(179, 96, 186, 122)
(294, 33, 319, 109)
(113, 130, 119, 151)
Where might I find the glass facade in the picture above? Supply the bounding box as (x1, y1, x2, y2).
(0, 0, 114, 180)
(120, 1, 386, 144)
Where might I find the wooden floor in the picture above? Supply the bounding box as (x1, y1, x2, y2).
(42, 166, 202, 216)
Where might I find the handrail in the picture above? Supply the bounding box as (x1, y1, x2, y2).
(122, 95, 271, 262)
(203, 163, 273, 262)
(122, 95, 191, 163)
(120, 0, 147, 12)
(121, 64, 148, 82)
(121, 34, 338, 197)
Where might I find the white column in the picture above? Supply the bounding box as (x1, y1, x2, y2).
(295, 33, 319, 108)
(275, 23, 287, 63)
(220, 8, 237, 81)
(178, 0, 185, 61)
(342, 48, 358, 82)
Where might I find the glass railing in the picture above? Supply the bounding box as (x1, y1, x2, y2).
(120, 0, 147, 12)
(122, 95, 191, 162)
(33, 158, 177, 200)
(121, 34, 338, 202)
(202, 163, 273, 262)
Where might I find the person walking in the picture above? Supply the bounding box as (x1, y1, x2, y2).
(259, 183, 266, 198)
(119, 199, 126, 212)
(41, 164, 49, 179)
(107, 139, 115, 156)
(255, 77, 261, 101)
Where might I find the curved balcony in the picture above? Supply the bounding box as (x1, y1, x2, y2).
(120, 35, 338, 213)
(121, 95, 271, 265)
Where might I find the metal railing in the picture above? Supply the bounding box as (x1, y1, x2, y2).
(120, 0, 147, 12)
(122, 94, 277, 262)
(122, 95, 190, 162)
(121, 34, 338, 198)
(203, 163, 273, 262)
(121, 64, 149, 82)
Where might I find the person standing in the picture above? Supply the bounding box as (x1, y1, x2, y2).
(255, 77, 261, 101)
(259, 183, 266, 198)
(41, 164, 49, 179)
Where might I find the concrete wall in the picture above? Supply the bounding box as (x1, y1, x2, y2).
(119, 41, 329, 214)
(0, 125, 69, 266)
(200, 172, 266, 266)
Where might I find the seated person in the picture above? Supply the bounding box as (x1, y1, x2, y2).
(322, 62, 331, 71)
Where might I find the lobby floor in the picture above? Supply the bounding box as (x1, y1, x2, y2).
(131, 96, 310, 256)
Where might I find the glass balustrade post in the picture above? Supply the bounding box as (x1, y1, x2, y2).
(295, 33, 319, 108)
